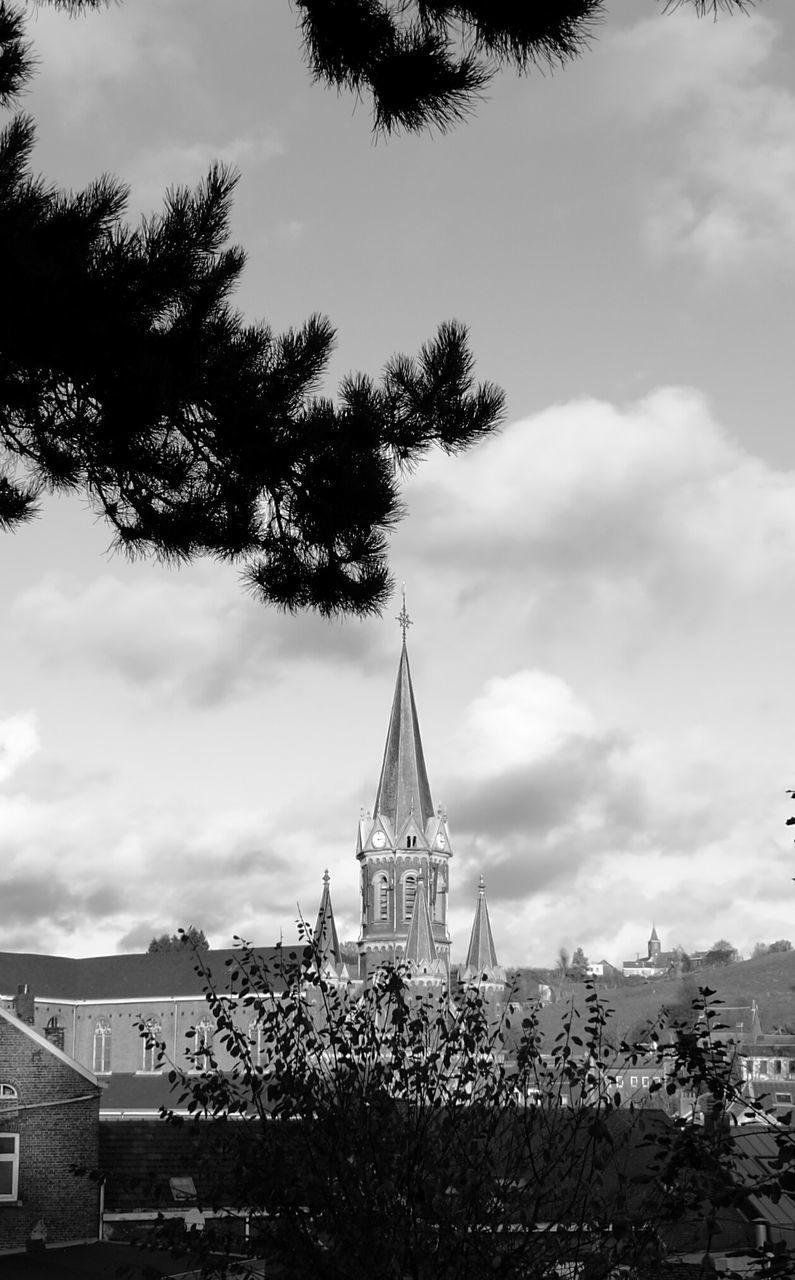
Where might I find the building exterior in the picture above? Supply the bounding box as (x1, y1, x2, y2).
(0, 627, 503, 1115)
(739, 1033, 795, 1105)
(356, 620, 452, 981)
(622, 925, 680, 978)
(0, 1002, 101, 1253)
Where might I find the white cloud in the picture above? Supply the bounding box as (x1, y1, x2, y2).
(456, 671, 596, 778)
(0, 713, 39, 784)
(408, 387, 795, 611)
(608, 11, 795, 267)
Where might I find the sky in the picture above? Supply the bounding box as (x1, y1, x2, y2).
(2, 0, 795, 969)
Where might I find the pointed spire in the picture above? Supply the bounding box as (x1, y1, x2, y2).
(464, 876, 500, 974)
(650, 923, 659, 942)
(404, 875, 437, 968)
(373, 627, 434, 835)
(313, 869, 341, 966)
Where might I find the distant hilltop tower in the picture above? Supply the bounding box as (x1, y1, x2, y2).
(356, 592, 452, 981)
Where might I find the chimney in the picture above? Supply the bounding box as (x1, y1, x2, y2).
(13, 983, 35, 1026)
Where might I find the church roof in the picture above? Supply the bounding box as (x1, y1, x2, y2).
(373, 639, 434, 835)
(313, 870, 341, 966)
(404, 876, 437, 968)
(0, 946, 288, 1002)
(464, 876, 500, 974)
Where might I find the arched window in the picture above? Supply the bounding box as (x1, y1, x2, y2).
(45, 1016, 65, 1052)
(193, 1019, 213, 1072)
(373, 873, 389, 922)
(93, 1018, 112, 1074)
(0, 1085, 18, 1120)
(141, 1021, 162, 1073)
(403, 873, 417, 922)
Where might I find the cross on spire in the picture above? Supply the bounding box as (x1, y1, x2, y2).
(396, 582, 413, 643)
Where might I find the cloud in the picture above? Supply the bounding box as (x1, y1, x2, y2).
(404, 388, 795, 621)
(0, 714, 38, 783)
(608, 11, 795, 267)
(25, 3, 190, 122)
(11, 571, 387, 706)
(124, 132, 284, 217)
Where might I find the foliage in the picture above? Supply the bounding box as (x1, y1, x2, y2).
(0, 3, 503, 616)
(147, 926, 210, 954)
(134, 938, 795, 1280)
(569, 945, 589, 978)
(38, 1, 757, 137)
(702, 939, 737, 967)
(752, 940, 792, 960)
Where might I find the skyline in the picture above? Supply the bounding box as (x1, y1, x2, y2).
(2, 0, 795, 968)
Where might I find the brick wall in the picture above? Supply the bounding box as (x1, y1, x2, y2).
(0, 1018, 100, 1253)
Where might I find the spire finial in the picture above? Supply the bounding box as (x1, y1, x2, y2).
(396, 582, 412, 643)
(478, 874, 485, 894)
(323, 868, 330, 885)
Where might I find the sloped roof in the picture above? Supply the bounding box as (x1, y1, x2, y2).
(313, 871, 340, 966)
(0, 945, 289, 1002)
(464, 876, 500, 974)
(99, 1072, 183, 1115)
(404, 877, 437, 968)
(373, 640, 434, 835)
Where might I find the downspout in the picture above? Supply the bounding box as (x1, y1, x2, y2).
(72, 1004, 77, 1058)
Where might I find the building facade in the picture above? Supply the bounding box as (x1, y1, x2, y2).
(0, 627, 505, 1115)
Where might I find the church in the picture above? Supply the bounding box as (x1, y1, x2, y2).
(0, 617, 506, 1116)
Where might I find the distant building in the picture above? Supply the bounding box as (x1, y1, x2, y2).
(739, 1033, 795, 1105)
(622, 925, 679, 978)
(586, 960, 623, 980)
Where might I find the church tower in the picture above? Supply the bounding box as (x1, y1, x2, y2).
(356, 597, 452, 980)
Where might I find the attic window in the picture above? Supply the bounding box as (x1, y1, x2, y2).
(169, 1176, 197, 1203)
(0, 1086, 17, 1100)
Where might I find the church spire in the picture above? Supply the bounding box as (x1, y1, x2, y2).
(313, 869, 341, 966)
(464, 875, 500, 976)
(404, 874, 438, 970)
(373, 610, 434, 836)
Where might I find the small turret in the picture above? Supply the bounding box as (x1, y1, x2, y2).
(462, 876, 506, 989)
(313, 869, 341, 968)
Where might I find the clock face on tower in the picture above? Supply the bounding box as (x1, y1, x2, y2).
(372, 830, 386, 848)
(435, 833, 446, 848)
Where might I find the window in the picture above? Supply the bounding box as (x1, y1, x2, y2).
(775, 1093, 792, 1104)
(774, 1060, 783, 1076)
(193, 1020, 212, 1072)
(641, 1076, 649, 1087)
(92, 1018, 112, 1074)
(403, 873, 417, 922)
(0, 1086, 17, 1101)
(0, 1134, 19, 1202)
(758, 1059, 768, 1076)
(630, 1076, 638, 1086)
(45, 1016, 65, 1051)
(249, 1019, 264, 1067)
(373, 873, 389, 922)
(141, 1021, 162, 1073)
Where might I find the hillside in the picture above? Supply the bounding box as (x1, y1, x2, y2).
(515, 950, 795, 1048)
